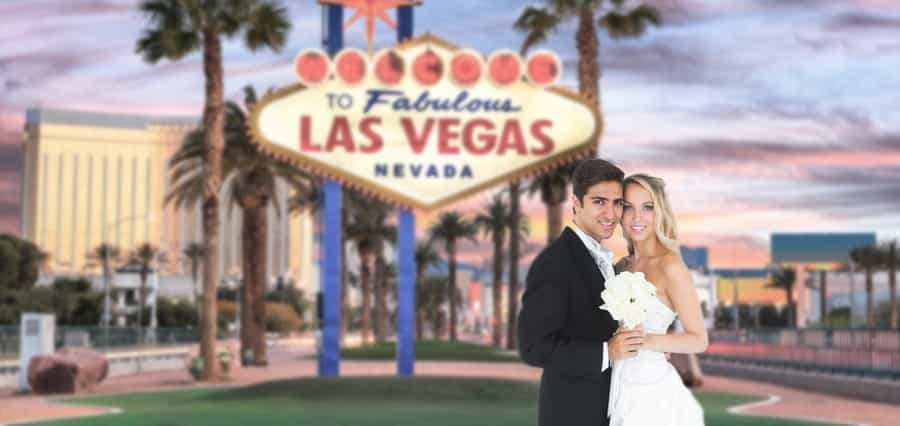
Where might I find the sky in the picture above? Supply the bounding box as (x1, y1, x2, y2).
(1, 0, 899, 269)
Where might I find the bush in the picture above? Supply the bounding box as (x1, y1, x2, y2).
(156, 297, 197, 327)
(265, 302, 303, 334)
(266, 287, 308, 319)
(52, 277, 93, 293)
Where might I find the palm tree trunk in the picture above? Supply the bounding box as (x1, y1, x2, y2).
(448, 239, 458, 341)
(819, 271, 828, 327)
(243, 204, 269, 366)
(576, 8, 600, 106)
(866, 268, 874, 328)
(360, 252, 372, 344)
(890, 243, 897, 329)
(200, 29, 225, 381)
(373, 247, 387, 343)
(240, 242, 253, 362)
(416, 264, 425, 340)
(492, 230, 505, 347)
(547, 202, 563, 245)
(506, 181, 521, 350)
(340, 200, 349, 345)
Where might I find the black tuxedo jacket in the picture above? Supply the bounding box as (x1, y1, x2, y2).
(518, 227, 619, 426)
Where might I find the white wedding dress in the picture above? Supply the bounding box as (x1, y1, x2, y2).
(607, 289, 705, 425)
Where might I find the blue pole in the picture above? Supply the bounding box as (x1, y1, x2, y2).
(398, 5, 414, 41)
(318, 3, 344, 378)
(397, 209, 416, 375)
(395, 3, 416, 377)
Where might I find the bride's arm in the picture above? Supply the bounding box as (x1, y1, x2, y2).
(643, 259, 709, 354)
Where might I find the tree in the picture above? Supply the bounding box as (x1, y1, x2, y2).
(0, 234, 42, 291)
(131, 243, 161, 342)
(414, 242, 440, 340)
(182, 242, 206, 305)
(766, 267, 797, 327)
(527, 163, 576, 245)
(428, 212, 478, 341)
(86, 244, 121, 332)
(474, 195, 511, 347)
(166, 85, 315, 367)
(345, 198, 395, 343)
(515, 0, 660, 110)
(137, 0, 291, 380)
(882, 240, 898, 329)
(851, 245, 884, 328)
(514, 2, 659, 236)
(506, 181, 522, 350)
(417, 276, 448, 340)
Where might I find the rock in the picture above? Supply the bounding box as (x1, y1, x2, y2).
(27, 347, 108, 394)
(670, 353, 704, 388)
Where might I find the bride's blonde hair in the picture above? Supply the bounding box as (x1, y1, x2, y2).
(623, 174, 681, 257)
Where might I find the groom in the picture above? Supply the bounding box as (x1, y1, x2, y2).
(518, 158, 645, 426)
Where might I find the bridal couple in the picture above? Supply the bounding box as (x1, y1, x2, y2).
(518, 158, 708, 426)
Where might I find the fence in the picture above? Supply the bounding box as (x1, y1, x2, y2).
(0, 325, 199, 358)
(707, 328, 900, 378)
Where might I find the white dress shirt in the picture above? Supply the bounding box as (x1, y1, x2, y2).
(568, 222, 615, 372)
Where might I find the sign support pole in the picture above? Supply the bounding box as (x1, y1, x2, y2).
(318, 2, 344, 378)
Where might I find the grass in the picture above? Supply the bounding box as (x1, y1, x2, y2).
(339, 340, 520, 362)
(24, 377, 843, 426)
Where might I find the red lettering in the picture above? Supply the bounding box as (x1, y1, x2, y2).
(325, 116, 355, 152)
(402, 118, 433, 154)
(299, 115, 321, 152)
(359, 117, 383, 153)
(462, 119, 496, 155)
(530, 119, 554, 155)
(497, 120, 526, 155)
(438, 118, 461, 154)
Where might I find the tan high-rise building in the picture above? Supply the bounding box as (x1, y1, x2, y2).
(19, 108, 317, 293)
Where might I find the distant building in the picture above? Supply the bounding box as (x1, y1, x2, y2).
(19, 108, 317, 295)
(771, 233, 876, 327)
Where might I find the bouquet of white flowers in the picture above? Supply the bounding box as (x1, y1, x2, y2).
(598, 271, 658, 329)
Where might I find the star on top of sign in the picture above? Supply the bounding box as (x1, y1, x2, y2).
(320, 0, 420, 53)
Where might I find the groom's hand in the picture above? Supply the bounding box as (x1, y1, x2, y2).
(609, 325, 644, 361)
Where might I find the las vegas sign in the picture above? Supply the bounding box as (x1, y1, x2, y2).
(249, 33, 602, 211)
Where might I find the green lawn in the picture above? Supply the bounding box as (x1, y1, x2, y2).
(25, 377, 842, 426)
(340, 340, 520, 362)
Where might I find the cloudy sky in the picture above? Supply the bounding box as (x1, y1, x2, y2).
(1, 0, 898, 268)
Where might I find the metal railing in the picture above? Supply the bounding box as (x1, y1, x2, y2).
(0, 325, 200, 358)
(706, 328, 900, 379)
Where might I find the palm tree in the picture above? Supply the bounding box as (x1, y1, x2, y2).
(429, 212, 478, 341)
(136, 0, 291, 380)
(766, 267, 797, 328)
(417, 276, 449, 340)
(515, 0, 660, 110)
(165, 85, 314, 367)
(851, 245, 884, 328)
(182, 243, 206, 304)
(86, 244, 121, 338)
(345, 200, 395, 343)
(474, 195, 512, 347)
(527, 163, 577, 244)
(506, 181, 522, 350)
(515, 2, 659, 241)
(414, 242, 440, 340)
(883, 241, 898, 329)
(131, 243, 161, 342)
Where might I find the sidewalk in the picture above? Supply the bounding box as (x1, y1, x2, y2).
(2, 343, 898, 426)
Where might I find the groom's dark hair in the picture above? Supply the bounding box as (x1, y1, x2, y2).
(572, 158, 625, 207)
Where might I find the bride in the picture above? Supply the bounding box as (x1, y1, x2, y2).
(609, 174, 708, 425)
